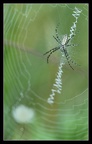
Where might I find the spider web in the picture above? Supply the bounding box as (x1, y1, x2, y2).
(4, 4, 88, 140)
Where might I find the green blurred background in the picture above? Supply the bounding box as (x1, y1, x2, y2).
(4, 4, 88, 140)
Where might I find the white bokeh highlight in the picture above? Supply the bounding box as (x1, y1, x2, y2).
(12, 105, 35, 123)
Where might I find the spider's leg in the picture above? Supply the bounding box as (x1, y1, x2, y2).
(67, 30, 80, 44)
(43, 47, 58, 55)
(66, 34, 75, 45)
(67, 53, 80, 66)
(55, 23, 61, 43)
(47, 47, 60, 63)
(65, 44, 80, 66)
(53, 36, 61, 44)
(66, 43, 79, 47)
(62, 47, 74, 70)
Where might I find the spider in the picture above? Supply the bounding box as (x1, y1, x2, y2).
(43, 24, 78, 70)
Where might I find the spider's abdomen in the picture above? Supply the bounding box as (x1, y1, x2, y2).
(62, 35, 68, 45)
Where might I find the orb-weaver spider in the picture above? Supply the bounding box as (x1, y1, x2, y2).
(43, 24, 78, 70)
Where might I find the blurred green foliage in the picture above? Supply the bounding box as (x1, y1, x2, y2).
(4, 4, 88, 140)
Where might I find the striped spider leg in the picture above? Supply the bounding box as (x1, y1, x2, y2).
(43, 46, 60, 63)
